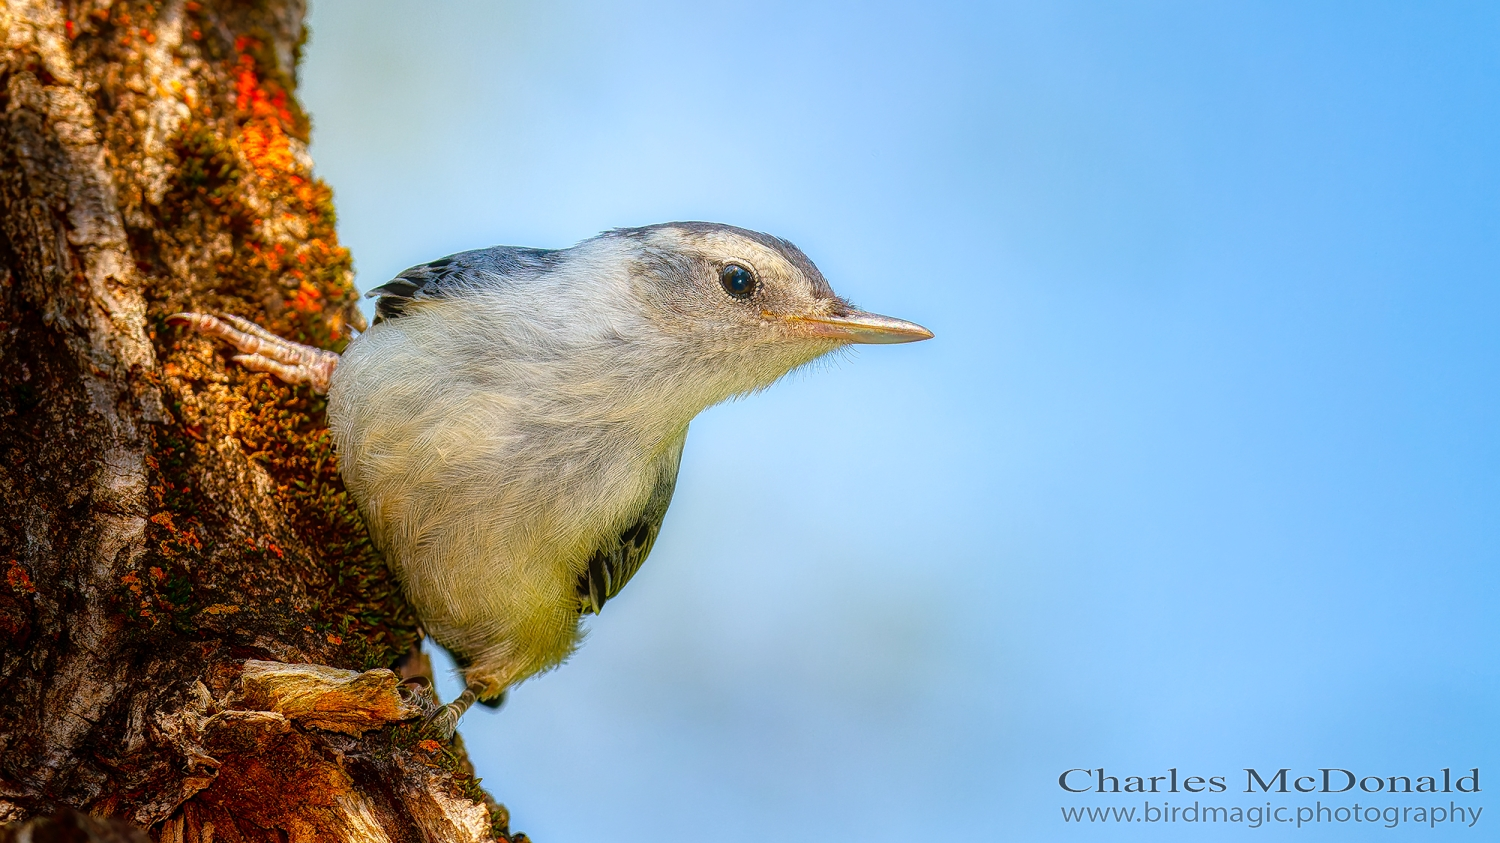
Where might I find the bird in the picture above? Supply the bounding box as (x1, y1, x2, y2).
(171, 222, 932, 737)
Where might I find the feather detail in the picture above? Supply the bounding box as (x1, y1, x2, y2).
(367, 247, 562, 322)
(578, 431, 684, 614)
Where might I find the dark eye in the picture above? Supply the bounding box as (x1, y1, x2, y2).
(719, 263, 757, 299)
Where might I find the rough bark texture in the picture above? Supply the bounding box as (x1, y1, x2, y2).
(0, 2, 519, 840)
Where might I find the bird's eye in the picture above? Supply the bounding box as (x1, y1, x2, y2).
(719, 264, 757, 300)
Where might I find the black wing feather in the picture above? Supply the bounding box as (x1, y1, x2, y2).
(578, 433, 686, 615)
(367, 247, 560, 323)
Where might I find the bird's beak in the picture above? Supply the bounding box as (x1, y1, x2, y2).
(780, 310, 935, 344)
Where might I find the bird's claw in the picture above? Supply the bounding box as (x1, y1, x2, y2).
(417, 678, 487, 741)
(398, 676, 438, 715)
(167, 311, 340, 394)
(422, 702, 464, 742)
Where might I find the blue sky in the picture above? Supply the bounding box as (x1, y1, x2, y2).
(300, 2, 1498, 840)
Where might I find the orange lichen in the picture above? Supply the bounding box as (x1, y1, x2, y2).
(233, 40, 297, 182)
(290, 281, 323, 313)
(5, 561, 35, 595)
(154, 32, 358, 346)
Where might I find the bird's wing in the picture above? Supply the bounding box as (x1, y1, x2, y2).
(578, 431, 687, 616)
(365, 247, 560, 322)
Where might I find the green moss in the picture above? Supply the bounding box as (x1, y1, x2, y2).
(172, 126, 242, 194)
(230, 374, 419, 668)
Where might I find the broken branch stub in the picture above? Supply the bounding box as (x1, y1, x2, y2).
(230, 660, 424, 736)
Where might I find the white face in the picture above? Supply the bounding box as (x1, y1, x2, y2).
(621, 223, 837, 341)
(549, 222, 933, 411)
(620, 223, 931, 362)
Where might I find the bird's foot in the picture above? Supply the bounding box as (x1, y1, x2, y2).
(168, 312, 340, 394)
(419, 678, 488, 741)
(423, 701, 466, 742)
(398, 675, 438, 715)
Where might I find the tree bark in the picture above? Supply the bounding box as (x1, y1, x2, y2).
(0, 2, 518, 840)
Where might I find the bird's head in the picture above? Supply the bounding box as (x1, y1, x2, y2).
(606, 222, 932, 401)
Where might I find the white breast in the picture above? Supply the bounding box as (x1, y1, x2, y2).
(326, 274, 689, 684)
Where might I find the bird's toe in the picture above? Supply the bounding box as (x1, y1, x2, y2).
(422, 703, 463, 741)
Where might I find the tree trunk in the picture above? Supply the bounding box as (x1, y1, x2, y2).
(0, 2, 518, 840)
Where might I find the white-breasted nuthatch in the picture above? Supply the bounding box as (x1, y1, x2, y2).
(173, 222, 931, 736)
